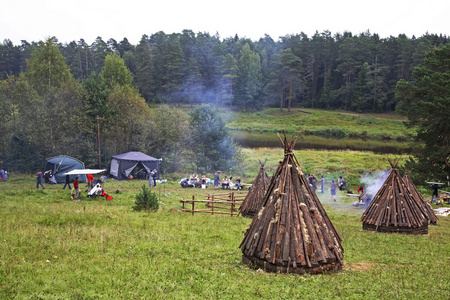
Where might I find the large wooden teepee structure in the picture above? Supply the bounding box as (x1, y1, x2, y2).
(403, 172, 437, 225)
(239, 160, 270, 218)
(240, 133, 343, 274)
(361, 158, 430, 234)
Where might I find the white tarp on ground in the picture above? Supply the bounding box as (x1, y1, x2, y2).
(434, 207, 450, 217)
(64, 169, 107, 175)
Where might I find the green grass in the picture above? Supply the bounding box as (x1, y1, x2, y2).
(1, 149, 449, 299)
(227, 108, 416, 141)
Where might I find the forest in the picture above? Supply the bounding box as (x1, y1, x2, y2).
(0, 30, 449, 175)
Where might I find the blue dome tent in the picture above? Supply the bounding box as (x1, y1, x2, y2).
(44, 156, 86, 183)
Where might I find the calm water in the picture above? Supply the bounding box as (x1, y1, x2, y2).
(230, 131, 416, 154)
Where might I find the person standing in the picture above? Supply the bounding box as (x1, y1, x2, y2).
(330, 180, 337, 202)
(338, 176, 343, 190)
(312, 176, 317, 193)
(432, 183, 439, 199)
(73, 177, 79, 199)
(44, 170, 51, 184)
(152, 169, 158, 187)
(321, 176, 325, 193)
(213, 171, 220, 189)
(149, 170, 154, 187)
(86, 173, 94, 192)
(36, 170, 45, 189)
(63, 172, 72, 190)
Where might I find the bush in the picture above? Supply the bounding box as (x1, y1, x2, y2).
(133, 185, 159, 212)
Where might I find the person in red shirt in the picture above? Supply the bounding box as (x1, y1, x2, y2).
(86, 174, 94, 192)
(73, 177, 79, 199)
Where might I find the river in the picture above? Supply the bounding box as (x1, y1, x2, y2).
(230, 131, 417, 154)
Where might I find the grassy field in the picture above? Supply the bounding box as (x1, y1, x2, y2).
(1, 149, 449, 299)
(225, 108, 416, 141)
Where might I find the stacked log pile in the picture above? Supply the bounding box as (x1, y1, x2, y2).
(403, 173, 438, 225)
(239, 160, 270, 218)
(361, 159, 430, 234)
(240, 133, 343, 274)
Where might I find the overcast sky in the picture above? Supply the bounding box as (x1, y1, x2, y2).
(2, 0, 449, 45)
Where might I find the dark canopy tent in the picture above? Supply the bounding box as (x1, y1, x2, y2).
(45, 156, 86, 183)
(109, 152, 161, 181)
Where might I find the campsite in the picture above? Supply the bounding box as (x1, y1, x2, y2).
(0, 147, 449, 299)
(0, 31, 449, 299)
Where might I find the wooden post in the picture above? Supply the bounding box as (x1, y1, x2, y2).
(211, 195, 214, 215)
(231, 192, 235, 216)
(192, 195, 195, 216)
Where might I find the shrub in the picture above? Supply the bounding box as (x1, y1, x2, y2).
(133, 185, 159, 212)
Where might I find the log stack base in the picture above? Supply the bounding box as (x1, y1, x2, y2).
(242, 254, 342, 275)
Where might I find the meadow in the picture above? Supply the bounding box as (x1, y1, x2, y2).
(226, 108, 416, 141)
(1, 149, 449, 299)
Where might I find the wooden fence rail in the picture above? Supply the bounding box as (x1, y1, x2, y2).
(180, 192, 247, 216)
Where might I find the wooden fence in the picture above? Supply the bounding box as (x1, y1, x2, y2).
(180, 192, 247, 216)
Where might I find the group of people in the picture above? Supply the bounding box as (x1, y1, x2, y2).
(213, 171, 241, 190)
(337, 176, 346, 191)
(36, 170, 105, 201)
(305, 174, 347, 202)
(180, 174, 208, 188)
(307, 174, 318, 193)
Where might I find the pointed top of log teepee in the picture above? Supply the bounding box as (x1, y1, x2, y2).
(240, 131, 343, 274)
(361, 161, 430, 234)
(277, 131, 300, 155)
(239, 160, 271, 218)
(387, 157, 400, 169)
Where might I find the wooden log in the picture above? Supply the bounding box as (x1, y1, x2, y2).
(311, 207, 332, 260)
(290, 191, 307, 266)
(299, 203, 326, 263)
(298, 207, 312, 267)
(180, 209, 238, 215)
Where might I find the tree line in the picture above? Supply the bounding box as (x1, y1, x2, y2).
(1, 30, 449, 112)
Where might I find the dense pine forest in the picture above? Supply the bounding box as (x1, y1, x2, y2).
(0, 30, 449, 176)
(2, 30, 449, 111)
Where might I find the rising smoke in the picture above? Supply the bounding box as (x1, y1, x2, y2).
(360, 169, 391, 203)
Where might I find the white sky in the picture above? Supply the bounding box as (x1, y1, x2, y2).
(1, 0, 449, 45)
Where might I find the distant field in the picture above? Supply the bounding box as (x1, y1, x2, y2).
(225, 108, 415, 141)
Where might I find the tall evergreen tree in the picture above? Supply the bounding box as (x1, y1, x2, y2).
(396, 45, 450, 182)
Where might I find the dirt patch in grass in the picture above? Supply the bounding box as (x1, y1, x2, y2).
(343, 262, 379, 271)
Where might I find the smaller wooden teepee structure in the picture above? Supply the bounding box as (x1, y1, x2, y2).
(240, 132, 343, 274)
(239, 160, 270, 218)
(403, 172, 437, 225)
(361, 158, 430, 234)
